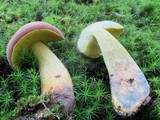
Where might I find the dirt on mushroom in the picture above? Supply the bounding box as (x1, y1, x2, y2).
(14, 95, 62, 120)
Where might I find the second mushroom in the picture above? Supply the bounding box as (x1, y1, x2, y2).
(77, 21, 150, 116)
(6, 21, 75, 118)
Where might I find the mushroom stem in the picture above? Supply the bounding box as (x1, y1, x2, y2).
(92, 29, 150, 115)
(31, 41, 74, 112)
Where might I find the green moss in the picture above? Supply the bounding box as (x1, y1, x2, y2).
(0, 0, 160, 119)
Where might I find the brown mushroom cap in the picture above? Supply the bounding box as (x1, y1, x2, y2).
(6, 21, 64, 69)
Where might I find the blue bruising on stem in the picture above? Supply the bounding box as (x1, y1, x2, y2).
(110, 72, 150, 110)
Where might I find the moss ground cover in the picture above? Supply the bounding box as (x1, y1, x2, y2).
(0, 0, 160, 119)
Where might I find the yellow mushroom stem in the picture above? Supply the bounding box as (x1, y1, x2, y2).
(31, 41, 74, 112)
(92, 29, 150, 116)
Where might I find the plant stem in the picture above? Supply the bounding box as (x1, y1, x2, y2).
(92, 29, 150, 115)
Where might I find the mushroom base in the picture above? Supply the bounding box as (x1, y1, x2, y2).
(114, 96, 151, 116)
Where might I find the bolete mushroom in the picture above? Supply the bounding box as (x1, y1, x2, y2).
(77, 21, 150, 116)
(6, 21, 75, 117)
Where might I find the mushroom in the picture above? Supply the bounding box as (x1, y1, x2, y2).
(77, 21, 150, 116)
(6, 21, 75, 117)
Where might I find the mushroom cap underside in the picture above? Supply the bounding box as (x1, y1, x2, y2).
(6, 22, 64, 69)
(77, 21, 124, 58)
